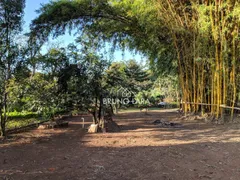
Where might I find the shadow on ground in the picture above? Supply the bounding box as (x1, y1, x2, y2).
(1, 109, 240, 180)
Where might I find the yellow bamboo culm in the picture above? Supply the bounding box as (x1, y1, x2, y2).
(153, 0, 240, 118)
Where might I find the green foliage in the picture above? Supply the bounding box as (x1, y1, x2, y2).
(7, 73, 58, 114)
(0, 0, 26, 136)
(105, 59, 154, 110)
(105, 62, 127, 87)
(153, 75, 179, 102)
(124, 59, 152, 92)
(135, 91, 151, 107)
(30, 0, 176, 76)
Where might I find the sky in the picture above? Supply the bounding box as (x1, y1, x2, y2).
(24, 0, 145, 63)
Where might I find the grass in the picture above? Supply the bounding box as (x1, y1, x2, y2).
(7, 111, 40, 119)
(3, 111, 43, 130)
(6, 118, 41, 130)
(4, 109, 77, 130)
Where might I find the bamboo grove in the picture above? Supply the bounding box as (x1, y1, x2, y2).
(30, 0, 240, 117)
(153, 0, 240, 117)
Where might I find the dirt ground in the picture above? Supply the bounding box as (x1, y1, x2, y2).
(1, 109, 240, 180)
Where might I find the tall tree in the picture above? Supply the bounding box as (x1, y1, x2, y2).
(125, 59, 152, 93)
(0, 0, 25, 136)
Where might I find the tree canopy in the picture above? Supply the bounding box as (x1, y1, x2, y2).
(30, 0, 177, 75)
(30, 0, 240, 118)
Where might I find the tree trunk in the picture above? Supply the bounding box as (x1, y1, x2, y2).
(0, 106, 5, 136)
(109, 104, 114, 115)
(92, 111, 98, 124)
(98, 95, 103, 120)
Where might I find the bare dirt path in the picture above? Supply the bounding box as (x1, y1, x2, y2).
(1, 109, 240, 180)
